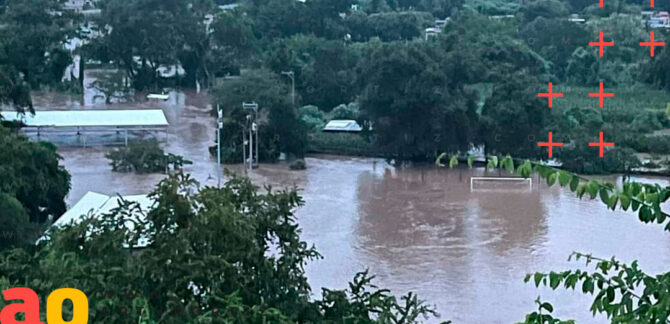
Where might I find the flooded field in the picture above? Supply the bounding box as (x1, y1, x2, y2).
(31, 89, 670, 324)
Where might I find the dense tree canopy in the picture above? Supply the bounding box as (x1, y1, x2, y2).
(359, 40, 477, 160)
(0, 127, 71, 224)
(212, 69, 307, 161)
(0, 0, 78, 89)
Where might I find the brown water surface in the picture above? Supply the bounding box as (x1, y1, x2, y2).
(31, 87, 670, 324)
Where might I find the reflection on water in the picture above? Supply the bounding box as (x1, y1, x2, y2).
(31, 88, 670, 324)
(288, 159, 670, 324)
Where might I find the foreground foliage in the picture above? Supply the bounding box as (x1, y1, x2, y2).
(0, 172, 446, 323)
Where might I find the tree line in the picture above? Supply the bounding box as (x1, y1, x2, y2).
(2, 0, 668, 170)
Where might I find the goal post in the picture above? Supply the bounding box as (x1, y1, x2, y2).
(470, 177, 533, 192)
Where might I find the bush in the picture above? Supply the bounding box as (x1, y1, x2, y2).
(105, 139, 192, 174)
(289, 159, 306, 170)
(308, 132, 374, 156)
(330, 102, 360, 120)
(299, 105, 326, 131)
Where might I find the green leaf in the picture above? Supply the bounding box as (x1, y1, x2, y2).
(631, 199, 640, 211)
(518, 160, 532, 178)
(449, 155, 458, 169)
(607, 196, 618, 210)
(606, 287, 615, 302)
(540, 302, 554, 313)
(619, 194, 630, 211)
(504, 155, 514, 173)
(576, 184, 587, 198)
(582, 278, 594, 294)
(639, 206, 652, 222)
(534, 273, 544, 287)
(569, 176, 580, 192)
(435, 152, 448, 167)
(547, 172, 557, 187)
(587, 181, 599, 199)
(558, 171, 571, 187)
(549, 272, 561, 289)
(599, 188, 610, 206)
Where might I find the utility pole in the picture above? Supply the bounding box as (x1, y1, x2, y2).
(242, 102, 259, 172)
(216, 105, 223, 187)
(281, 71, 295, 107)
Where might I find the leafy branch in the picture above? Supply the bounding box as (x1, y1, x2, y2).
(524, 252, 670, 323)
(515, 297, 575, 324)
(436, 153, 670, 230)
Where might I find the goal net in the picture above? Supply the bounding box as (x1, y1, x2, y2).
(470, 177, 533, 192)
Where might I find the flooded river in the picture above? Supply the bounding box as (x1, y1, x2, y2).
(31, 89, 670, 323)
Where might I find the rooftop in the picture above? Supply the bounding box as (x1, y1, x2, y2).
(323, 120, 363, 132)
(1, 109, 169, 128)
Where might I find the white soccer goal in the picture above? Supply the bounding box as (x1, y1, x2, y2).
(470, 177, 533, 192)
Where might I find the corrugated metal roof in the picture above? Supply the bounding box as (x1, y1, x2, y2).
(1, 109, 169, 128)
(54, 192, 154, 228)
(323, 120, 362, 132)
(48, 192, 155, 248)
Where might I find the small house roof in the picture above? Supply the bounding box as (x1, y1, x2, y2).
(323, 120, 363, 132)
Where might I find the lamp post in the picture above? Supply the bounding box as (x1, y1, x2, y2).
(216, 105, 223, 187)
(281, 71, 295, 107)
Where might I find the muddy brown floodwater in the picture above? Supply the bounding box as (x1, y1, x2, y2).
(32, 89, 670, 324)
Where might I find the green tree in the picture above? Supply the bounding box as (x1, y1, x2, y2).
(212, 69, 307, 162)
(365, 11, 435, 41)
(396, 0, 464, 18)
(0, 65, 32, 113)
(520, 0, 569, 23)
(520, 17, 589, 81)
(567, 14, 648, 86)
(440, 12, 547, 84)
(330, 102, 360, 119)
(0, 0, 78, 89)
(88, 0, 214, 90)
(248, 0, 353, 39)
(359, 41, 477, 160)
(0, 126, 71, 223)
(479, 72, 550, 158)
(264, 35, 360, 110)
(0, 192, 32, 249)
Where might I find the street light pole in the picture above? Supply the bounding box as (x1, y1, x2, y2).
(281, 71, 295, 107)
